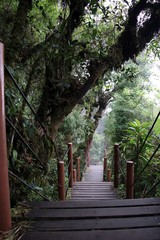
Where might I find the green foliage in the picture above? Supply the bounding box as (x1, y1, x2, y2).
(105, 58, 154, 146)
(120, 119, 160, 198)
(59, 108, 86, 145)
(121, 119, 153, 165)
(147, 36, 160, 59)
(104, 57, 160, 198)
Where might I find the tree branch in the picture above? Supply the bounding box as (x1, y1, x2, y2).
(118, 0, 160, 60)
(74, 0, 160, 106)
(65, 0, 88, 40)
(9, 0, 33, 63)
(11, 0, 32, 39)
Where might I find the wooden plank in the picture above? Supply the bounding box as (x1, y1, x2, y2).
(71, 193, 116, 196)
(32, 215, 160, 231)
(71, 196, 116, 198)
(74, 182, 113, 184)
(21, 227, 160, 240)
(71, 196, 117, 198)
(70, 198, 117, 200)
(71, 198, 117, 200)
(73, 188, 113, 190)
(73, 185, 114, 187)
(71, 198, 117, 201)
(73, 190, 114, 192)
(29, 198, 160, 209)
(28, 206, 160, 219)
(74, 182, 113, 185)
(72, 189, 113, 192)
(73, 186, 114, 190)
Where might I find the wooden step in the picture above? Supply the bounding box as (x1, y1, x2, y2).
(71, 197, 117, 200)
(71, 181, 116, 200)
(28, 205, 160, 219)
(21, 227, 160, 240)
(30, 198, 160, 208)
(22, 198, 160, 240)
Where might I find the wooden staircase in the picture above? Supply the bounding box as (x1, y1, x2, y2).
(22, 198, 160, 240)
(71, 182, 117, 200)
(21, 164, 160, 240)
(70, 164, 117, 200)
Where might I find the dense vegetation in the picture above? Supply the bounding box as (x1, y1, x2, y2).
(104, 55, 160, 198)
(0, 0, 160, 204)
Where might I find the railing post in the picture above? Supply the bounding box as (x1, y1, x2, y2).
(107, 169, 111, 182)
(77, 157, 81, 181)
(114, 143, 119, 188)
(103, 159, 107, 181)
(126, 161, 134, 199)
(68, 143, 73, 188)
(58, 161, 65, 201)
(103, 149, 107, 181)
(73, 169, 77, 182)
(0, 43, 12, 232)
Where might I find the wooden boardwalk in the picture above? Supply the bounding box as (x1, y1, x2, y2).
(82, 165, 104, 182)
(21, 164, 160, 240)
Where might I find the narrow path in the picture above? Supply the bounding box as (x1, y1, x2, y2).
(82, 164, 103, 182)
(71, 164, 117, 200)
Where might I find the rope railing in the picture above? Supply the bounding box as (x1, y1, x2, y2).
(119, 164, 127, 181)
(133, 144, 160, 186)
(5, 64, 47, 134)
(9, 170, 50, 201)
(65, 174, 72, 198)
(62, 147, 70, 163)
(117, 147, 127, 181)
(135, 111, 160, 161)
(6, 116, 57, 192)
(131, 112, 160, 197)
(5, 63, 61, 166)
(5, 67, 80, 202)
(143, 178, 160, 198)
(6, 117, 45, 170)
(5, 64, 60, 201)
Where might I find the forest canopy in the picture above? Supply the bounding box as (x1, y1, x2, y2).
(1, 0, 160, 138)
